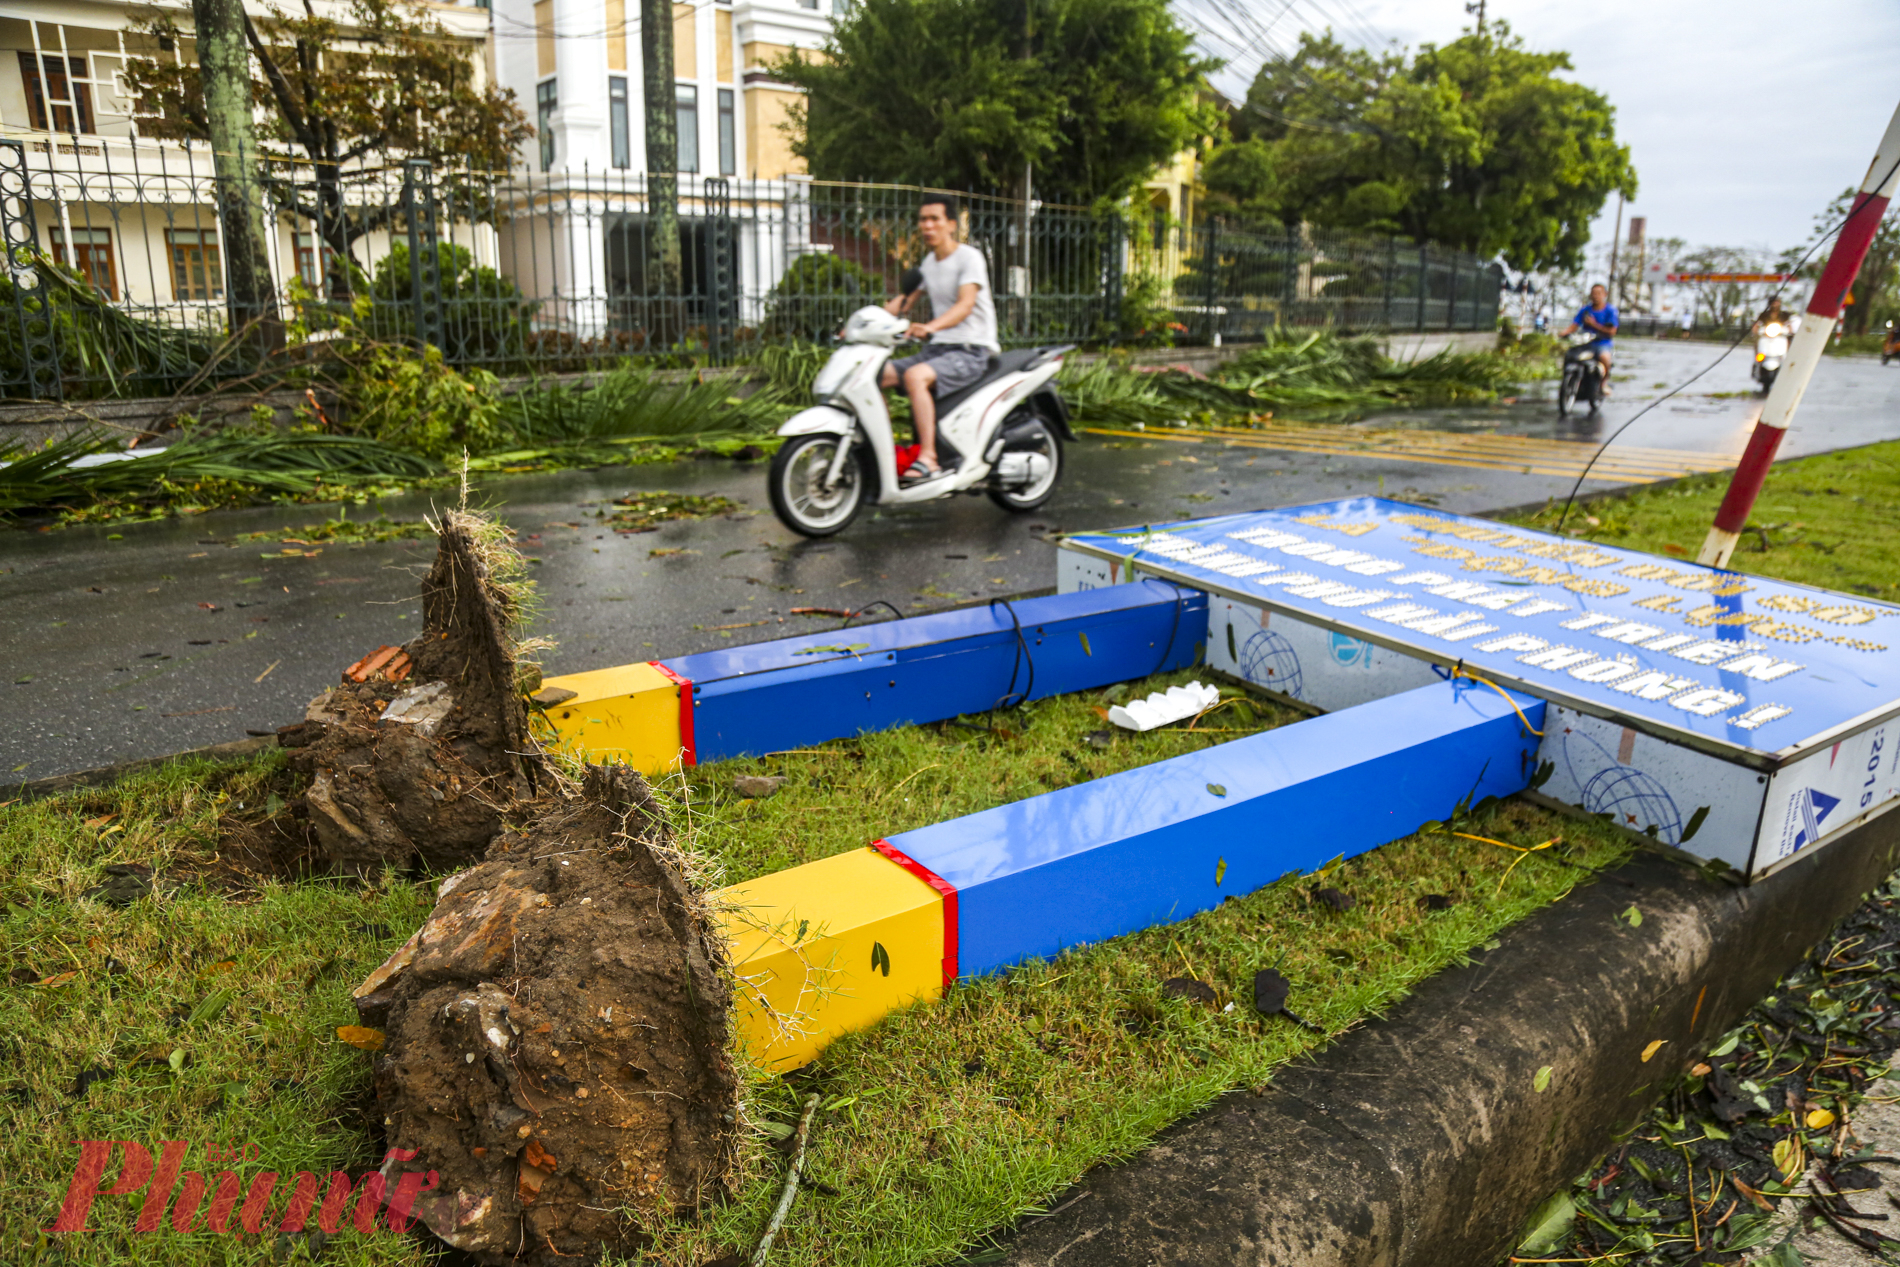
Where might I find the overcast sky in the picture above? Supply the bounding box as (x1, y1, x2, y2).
(1195, 0, 1900, 266)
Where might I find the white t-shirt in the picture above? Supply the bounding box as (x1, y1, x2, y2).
(919, 243, 999, 353)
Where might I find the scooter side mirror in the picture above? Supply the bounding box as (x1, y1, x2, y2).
(898, 267, 924, 297)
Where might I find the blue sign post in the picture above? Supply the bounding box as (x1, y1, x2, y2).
(1058, 498, 1900, 879)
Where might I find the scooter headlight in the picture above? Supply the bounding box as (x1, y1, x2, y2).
(841, 305, 907, 347)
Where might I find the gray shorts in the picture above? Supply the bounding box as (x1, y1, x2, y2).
(891, 344, 993, 396)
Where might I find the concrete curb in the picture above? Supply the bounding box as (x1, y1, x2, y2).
(0, 735, 275, 803)
(997, 807, 1900, 1265)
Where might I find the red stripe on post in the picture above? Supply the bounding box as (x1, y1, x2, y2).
(1712, 423, 1789, 535)
(1808, 192, 1892, 319)
(872, 839, 959, 989)
(649, 661, 696, 767)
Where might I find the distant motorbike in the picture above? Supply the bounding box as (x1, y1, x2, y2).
(1883, 321, 1898, 367)
(767, 306, 1076, 537)
(1557, 337, 1606, 417)
(1754, 320, 1790, 393)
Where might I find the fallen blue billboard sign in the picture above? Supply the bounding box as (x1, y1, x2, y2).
(1058, 498, 1900, 879)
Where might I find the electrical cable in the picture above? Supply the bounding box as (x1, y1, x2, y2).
(1549, 156, 1900, 536)
(987, 596, 1036, 714)
(840, 600, 905, 628)
(1436, 659, 1543, 736)
(1147, 578, 1190, 676)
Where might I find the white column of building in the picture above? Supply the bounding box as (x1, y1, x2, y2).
(552, 0, 612, 335)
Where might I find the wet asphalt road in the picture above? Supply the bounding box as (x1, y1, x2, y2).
(3, 339, 1896, 784)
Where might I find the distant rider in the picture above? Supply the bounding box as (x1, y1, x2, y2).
(1561, 283, 1619, 394)
(881, 194, 1000, 486)
(1751, 297, 1793, 336)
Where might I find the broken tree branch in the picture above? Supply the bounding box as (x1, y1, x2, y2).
(752, 1093, 821, 1266)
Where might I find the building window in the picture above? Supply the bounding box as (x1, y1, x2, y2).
(293, 232, 335, 290)
(49, 226, 115, 298)
(717, 89, 735, 176)
(536, 79, 557, 171)
(675, 84, 699, 174)
(609, 76, 630, 170)
(167, 228, 223, 302)
(19, 53, 93, 134)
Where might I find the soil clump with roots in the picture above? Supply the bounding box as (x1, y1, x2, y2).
(354, 765, 737, 1264)
(282, 509, 541, 870)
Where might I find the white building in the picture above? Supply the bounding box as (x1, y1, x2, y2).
(485, 0, 840, 338)
(490, 0, 835, 182)
(0, 0, 493, 322)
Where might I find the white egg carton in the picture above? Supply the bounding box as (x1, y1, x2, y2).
(1107, 680, 1222, 732)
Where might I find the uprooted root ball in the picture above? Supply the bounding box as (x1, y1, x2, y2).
(355, 766, 738, 1264)
(284, 509, 541, 869)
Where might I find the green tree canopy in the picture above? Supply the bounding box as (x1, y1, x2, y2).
(123, 0, 531, 290)
(1780, 190, 1900, 335)
(1202, 25, 1635, 272)
(774, 0, 1217, 204)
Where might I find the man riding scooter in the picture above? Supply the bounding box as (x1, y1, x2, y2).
(880, 194, 1001, 486)
(1560, 284, 1619, 395)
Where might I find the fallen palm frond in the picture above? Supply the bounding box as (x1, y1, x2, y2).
(1061, 329, 1530, 426)
(0, 256, 224, 400)
(0, 427, 441, 515)
(508, 362, 791, 445)
(1057, 358, 1180, 428)
(756, 342, 833, 399)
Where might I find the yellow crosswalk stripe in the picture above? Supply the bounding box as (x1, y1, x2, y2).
(1079, 423, 1740, 484)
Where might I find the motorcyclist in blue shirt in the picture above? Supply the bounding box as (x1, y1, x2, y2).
(1561, 284, 1619, 393)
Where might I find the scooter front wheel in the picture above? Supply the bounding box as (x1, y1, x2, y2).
(769, 434, 866, 537)
(1557, 368, 1578, 417)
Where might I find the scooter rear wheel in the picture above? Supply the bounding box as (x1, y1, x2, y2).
(987, 420, 1063, 512)
(770, 434, 866, 537)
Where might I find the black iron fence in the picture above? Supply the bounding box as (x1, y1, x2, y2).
(0, 138, 1504, 401)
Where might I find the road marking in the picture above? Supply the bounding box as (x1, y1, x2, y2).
(1079, 423, 1741, 484)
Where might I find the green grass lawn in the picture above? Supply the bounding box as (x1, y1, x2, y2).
(12, 439, 1898, 1265)
(2, 671, 1634, 1266)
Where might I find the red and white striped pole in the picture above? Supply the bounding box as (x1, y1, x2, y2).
(1697, 100, 1900, 569)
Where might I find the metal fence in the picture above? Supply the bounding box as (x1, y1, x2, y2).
(0, 138, 1505, 401)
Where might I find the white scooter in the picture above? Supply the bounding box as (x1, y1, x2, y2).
(767, 306, 1075, 537)
(1754, 319, 1792, 393)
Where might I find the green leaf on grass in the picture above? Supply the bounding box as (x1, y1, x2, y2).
(1515, 1190, 1575, 1255)
(1710, 1033, 1741, 1059)
(188, 988, 233, 1027)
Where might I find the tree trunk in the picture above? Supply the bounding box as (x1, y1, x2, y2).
(641, 0, 683, 343)
(314, 160, 355, 302)
(192, 0, 284, 356)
